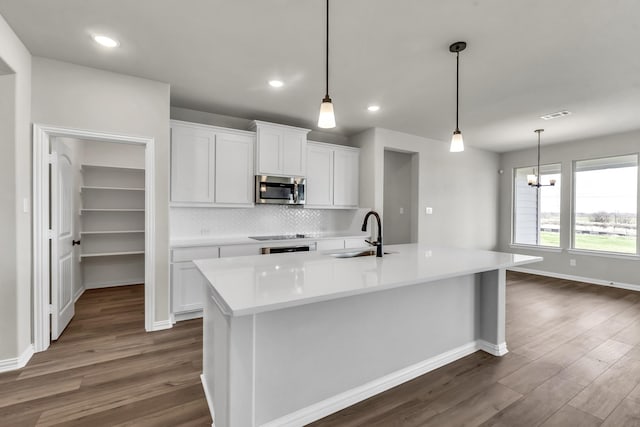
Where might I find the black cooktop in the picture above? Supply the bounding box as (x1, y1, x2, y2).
(249, 234, 309, 241)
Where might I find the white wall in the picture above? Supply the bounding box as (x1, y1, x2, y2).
(82, 139, 145, 169)
(352, 128, 500, 250)
(32, 57, 171, 325)
(0, 13, 31, 364)
(499, 129, 640, 286)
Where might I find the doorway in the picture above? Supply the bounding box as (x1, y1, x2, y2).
(33, 124, 156, 352)
(383, 149, 418, 244)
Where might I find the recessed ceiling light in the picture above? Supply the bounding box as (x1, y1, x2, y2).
(93, 34, 120, 48)
(367, 105, 380, 112)
(268, 80, 284, 88)
(540, 110, 571, 120)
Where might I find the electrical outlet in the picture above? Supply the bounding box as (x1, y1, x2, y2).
(569, 259, 576, 267)
(425, 207, 433, 215)
(200, 228, 210, 236)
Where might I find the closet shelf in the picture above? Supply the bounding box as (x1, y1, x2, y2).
(80, 251, 145, 259)
(81, 164, 144, 172)
(81, 186, 145, 192)
(80, 230, 145, 235)
(81, 208, 145, 212)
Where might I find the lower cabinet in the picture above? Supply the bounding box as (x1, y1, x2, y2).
(171, 261, 209, 320)
(171, 245, 220, 321)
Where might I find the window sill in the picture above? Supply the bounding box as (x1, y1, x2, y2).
(567, 249, 640, 261)
(509, 244, 563, 253)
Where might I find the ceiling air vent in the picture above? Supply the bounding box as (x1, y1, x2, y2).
(540, 110, 571, 120)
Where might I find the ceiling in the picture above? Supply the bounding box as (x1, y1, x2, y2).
(1, 0, 639, 152)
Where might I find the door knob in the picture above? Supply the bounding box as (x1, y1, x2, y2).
(72, 240, 81, 246)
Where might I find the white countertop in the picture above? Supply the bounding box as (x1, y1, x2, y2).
(171, 231, 369, 248)
(194, 243, 542, 317)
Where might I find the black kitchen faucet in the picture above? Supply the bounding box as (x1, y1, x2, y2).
(361, 210, 383, 257)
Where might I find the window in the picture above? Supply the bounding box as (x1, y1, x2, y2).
(573, 154, 638, 254)
(513, 164, 561, 247)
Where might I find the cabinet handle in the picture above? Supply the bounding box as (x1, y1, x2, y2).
(72, 240, 81, 246)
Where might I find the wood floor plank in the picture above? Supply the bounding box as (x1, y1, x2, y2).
(312, 273, 640, 426)
(539, 405, 603, 427)
(0, 285, 211, 427)
(2, 272, 639, 426)
(601, 398, 640, 427)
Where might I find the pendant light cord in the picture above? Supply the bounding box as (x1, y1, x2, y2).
(455, 51, 460, 131)
(537, 130, 541, 179)
(325, 0, 329, 98)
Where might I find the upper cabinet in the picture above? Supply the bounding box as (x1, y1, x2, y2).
(306, 141, 360, 209)
(251, 121, 310, 177)
(170, 121, 255, 207)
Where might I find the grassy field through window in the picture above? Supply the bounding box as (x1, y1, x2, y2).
(540, 231, 636, 254)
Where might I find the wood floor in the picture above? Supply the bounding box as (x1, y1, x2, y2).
(2, 273, 640, 426)
(311, 272, 640, 426)
(0, 285, 211, 426)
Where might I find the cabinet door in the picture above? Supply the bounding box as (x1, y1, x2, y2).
(172, 262, 207, 314)
(256, 127, 282, 175)
(333, 149, 360, 207)
(215, 132, 255, 205)
(171, 125, 215, 202)
(282, 130, 307, 176)
(306, 144, 333, 206)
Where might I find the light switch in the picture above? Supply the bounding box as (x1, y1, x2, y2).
(425, 207, 433, 215)
(399, 207, 404, 214)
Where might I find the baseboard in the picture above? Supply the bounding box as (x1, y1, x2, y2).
(73, 287, 85, 303)
(150, 320, 173, 331)
(84, 278, 145, 289)
(0, 344, 34, 373)
(201, 374, 216, 427)
(174, 310, 203, 322)
(508, 267, 640, 293)
(262, 341, 482, 427)
(477, 340, 508, 356)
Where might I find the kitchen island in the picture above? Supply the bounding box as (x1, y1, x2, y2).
(194, 244, 541, 427)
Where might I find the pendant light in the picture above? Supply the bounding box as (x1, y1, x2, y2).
(318, 0, 336, 128)
(527, 129, 556, 187)
(449, 41, 467, 152)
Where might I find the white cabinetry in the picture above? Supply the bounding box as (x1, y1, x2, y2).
(80, 165, 145, 288)
(170, 121, 255, 207)
(171, 245, 220, 320)
(306, 142, 359, 209)
(252, 121, 309, 177)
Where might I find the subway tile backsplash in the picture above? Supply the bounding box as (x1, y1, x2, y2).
(170, 206, 369, 239)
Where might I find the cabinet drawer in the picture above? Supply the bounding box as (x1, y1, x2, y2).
(344, 238, 369, 249)
(172, 246, 220, 262)
(316, 239, 345, 251)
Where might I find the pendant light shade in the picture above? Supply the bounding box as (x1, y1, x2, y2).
(450, 130, 464, 152)
(318, 0, 336, 128)
(318, 95, 336, 128)
(449, 41, 467, 152)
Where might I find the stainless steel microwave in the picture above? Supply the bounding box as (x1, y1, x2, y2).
(255, 176, 306, 205)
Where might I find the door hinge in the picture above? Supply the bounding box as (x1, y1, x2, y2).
(48, 154, 56, 164)
(48, 304, 53, 314)
(47, 229, 54, 239)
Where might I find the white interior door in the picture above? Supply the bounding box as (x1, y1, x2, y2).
(51, 140, 75, 340)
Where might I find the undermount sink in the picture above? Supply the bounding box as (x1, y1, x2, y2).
(328, 249, 395, 258)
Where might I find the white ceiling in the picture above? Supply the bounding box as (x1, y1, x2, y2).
(1, 0, 639, 152)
